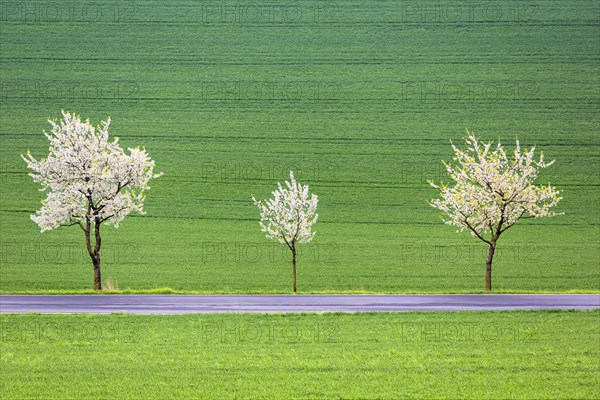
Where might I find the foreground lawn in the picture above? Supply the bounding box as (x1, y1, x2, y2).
(1, 310, 598, 399)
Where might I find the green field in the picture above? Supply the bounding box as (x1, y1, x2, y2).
(1, 310, 598, 399)
(1, 0, 599, 293)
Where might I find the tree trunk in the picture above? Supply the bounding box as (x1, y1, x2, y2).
(485, 242, 496, 291)
(93, 220, 102, 290)
(85, 220, 102, 290)
(291, 244, 297, 293)
(93, 256, 102, 290)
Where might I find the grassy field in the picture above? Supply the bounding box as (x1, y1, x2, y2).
(1, 1, 599, 293)
(1, 310, 598, 399)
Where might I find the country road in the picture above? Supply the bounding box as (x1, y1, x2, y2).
(1, 294, 599, 314)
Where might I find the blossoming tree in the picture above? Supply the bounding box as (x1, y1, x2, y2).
(252, 171, 318, 293)
(429, 132, 562, 291)
(22, 111, 162, 290)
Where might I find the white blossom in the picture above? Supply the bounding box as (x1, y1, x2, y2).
(429, 131, 562, 244)
(252, 171, 318, 248)
(22, 110, 162, 232)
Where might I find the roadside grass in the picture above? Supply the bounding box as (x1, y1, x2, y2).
(1, 310, 598, 399)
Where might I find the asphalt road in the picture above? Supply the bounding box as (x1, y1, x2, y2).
(1, 294, 599, 314)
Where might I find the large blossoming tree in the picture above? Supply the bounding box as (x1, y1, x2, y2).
(252, 171, 318, 293)
(22, 111, 162, 290)
(429, 132, 562, 291)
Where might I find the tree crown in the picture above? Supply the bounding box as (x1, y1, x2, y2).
(23, 110, 162, 232)
(429, 131, 562, 243)
(252, 171, 319, 247)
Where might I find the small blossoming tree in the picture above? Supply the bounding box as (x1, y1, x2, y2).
(429, 132, 562, 291)
(252, 171, 318, 293)
(22, 111, 162, 290)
